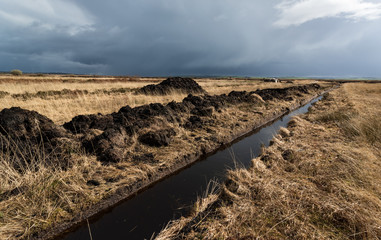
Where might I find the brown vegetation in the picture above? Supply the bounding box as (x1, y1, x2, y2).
(157, 83, 381, 240)
(0, 75, 332, 239)
(0, 75, 316, 124)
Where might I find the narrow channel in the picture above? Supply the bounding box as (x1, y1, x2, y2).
(61, 96, 322, 240)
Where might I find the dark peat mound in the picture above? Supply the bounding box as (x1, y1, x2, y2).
(135, 77, 207, 95)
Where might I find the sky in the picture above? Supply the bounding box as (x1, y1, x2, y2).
(1, 0, 381, 77)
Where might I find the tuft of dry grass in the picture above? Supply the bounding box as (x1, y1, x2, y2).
(157, 83, 381, 240)
(0, 146, 96, 239)
(0, 136, 157, 239)
(313, 83, 381, 147)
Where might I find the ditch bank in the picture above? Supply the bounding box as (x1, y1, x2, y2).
(156, 83, 380, 240)
(33, 84, 335, 240)
(59, 88, 337, 240)
(0, 80, 334, 239)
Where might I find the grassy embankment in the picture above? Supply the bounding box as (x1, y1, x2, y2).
(0, 75, 328, 239)
(157, 83, 381, 240)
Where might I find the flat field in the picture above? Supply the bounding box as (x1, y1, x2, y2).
(0, 74, 313, 124)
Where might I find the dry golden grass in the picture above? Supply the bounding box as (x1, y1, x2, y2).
(0, 92, 189, 124)
(197, 78, 315, 96)
(0, 153, 98, 239)
(0, 81, 150, 94)
(0, 75, 329, 239)
(157, 83, 381, 240)
(0, 137, 161, 239)
(0, 74, 157, 83)
(0, 75, 318, 124)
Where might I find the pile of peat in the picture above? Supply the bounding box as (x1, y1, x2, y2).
(0, 83, 323, 166)
(63, 90, 262, 162)
(0, 107, 77, 170)
(135, 77, 207, 95)
(62, 83, 321, 163)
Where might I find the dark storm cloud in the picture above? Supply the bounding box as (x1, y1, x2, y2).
(1, 0, 381, 77)
(72, 0, 263, 75)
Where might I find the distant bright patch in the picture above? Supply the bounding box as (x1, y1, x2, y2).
(275, 0, 381, 27)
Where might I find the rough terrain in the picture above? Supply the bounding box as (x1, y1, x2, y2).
(62, 82, 323, 165)
(157, 83, 381, 240)
(0, 76, 332, 239)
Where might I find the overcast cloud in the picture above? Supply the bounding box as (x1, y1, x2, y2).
(1, 0, 381, 77)
(275, 0, 381, 27)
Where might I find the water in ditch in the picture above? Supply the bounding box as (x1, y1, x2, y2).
(61, 96, 322, 240)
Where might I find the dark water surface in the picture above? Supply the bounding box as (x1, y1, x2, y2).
(61, 96, 322, 240)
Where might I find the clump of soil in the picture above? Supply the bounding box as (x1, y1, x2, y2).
(135, 77, 207, 95)
(253, 84, 320, 101)
(0, 107, 76, 170)
(63, 114, 113, 134)
(0, 91, 9, 98)
(11, 89, 89, 100)
(138, 129, 176, 147)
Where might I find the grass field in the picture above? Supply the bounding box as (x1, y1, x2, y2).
(0, 75, 331, 239)
(0, 74, 314, 124)
(157, 82, 381, 239)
